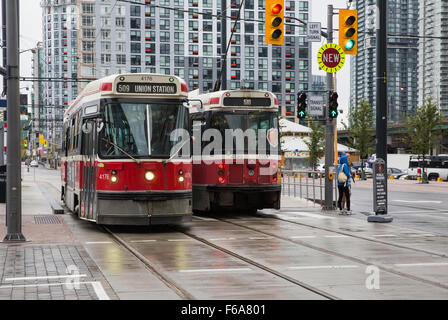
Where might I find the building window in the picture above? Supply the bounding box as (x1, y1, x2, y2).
(130, 5, 141, 17)
(131, 42, 141, 53)
(116, 54, 126, 65)
(131, 55, 141, 65)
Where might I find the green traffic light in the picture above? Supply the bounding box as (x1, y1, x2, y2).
(345, 40, 355, 50)
(330, 109, 338, 118)
(298, 109, 307, 119)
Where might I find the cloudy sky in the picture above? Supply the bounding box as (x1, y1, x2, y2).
(4, 0, 352, 125)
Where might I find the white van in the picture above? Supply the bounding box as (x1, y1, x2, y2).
(407, 155, 448, 181)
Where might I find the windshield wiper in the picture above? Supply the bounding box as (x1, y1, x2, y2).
(163, 138, 190, 165)
(101, 137, 141, 165)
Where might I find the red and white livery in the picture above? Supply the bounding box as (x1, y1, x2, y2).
(61, 73, 192, 225)
(189, 89, 281, 213)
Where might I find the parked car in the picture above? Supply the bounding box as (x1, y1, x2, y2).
(387, 167, 406, 179)
(30, 160, 38, 167)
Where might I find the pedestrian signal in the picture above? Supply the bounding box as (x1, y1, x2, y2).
(339, 9, 358, 55)
(265, 0, 284, 45)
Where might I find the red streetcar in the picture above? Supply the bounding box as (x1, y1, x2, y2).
(61, 74, 192, 225)
(189, 89, 281, 213)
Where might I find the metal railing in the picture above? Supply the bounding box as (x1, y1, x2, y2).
(281, 170, 338, 206)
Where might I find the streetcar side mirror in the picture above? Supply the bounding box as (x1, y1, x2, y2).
(96, 119, 104, 133)
(82, 122, 93, 134)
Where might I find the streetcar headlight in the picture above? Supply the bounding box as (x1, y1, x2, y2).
(248, 169, 255, 176)
(110, 175, 118, 183)
(145, 171, 155, 181)
(178, 176, 185, 182)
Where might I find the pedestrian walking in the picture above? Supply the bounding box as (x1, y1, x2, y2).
(337, 154, 351, 215)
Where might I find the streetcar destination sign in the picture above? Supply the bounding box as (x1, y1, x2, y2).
(317, 43, 346, 73)
(116, 82, 177, 94)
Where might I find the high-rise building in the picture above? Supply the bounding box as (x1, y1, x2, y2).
(41, 0, 312, 140)
(350, 0, 419, 124)
(31, 42, 44, 156)
(418, 0, 448, 117)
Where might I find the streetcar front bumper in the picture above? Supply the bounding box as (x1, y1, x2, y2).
(96, 190, 192, 225)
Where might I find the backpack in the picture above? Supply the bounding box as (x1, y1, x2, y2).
(338, 163, 347, 183)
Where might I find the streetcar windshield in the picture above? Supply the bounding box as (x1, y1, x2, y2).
(100, 102, 189, 158)
(208, 111, 279, 154)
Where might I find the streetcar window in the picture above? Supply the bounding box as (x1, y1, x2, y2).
(208, 111, 278, 154)
(100, 102, 189, 158)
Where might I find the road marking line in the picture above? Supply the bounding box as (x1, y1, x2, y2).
(167, 239, 194, 242)
(193, 216, 216, 221)
(91, 281, 110, 300)
(85, 241, 113, 244)
(179, 268, 252, 273)
(394, 262, 448, 268)
(0, 280, 110, 301)
(290, 235, 317, 239)
(408, 234, 436, 237)
(248, 237, 271, 240)
(283, 212, 335, 220)
(5, 274, 87, 281)
(324, 235, 348, 238)
(130, 240, 157, 243)
(209, 238, 236, 241)
(288, 265, 359, 270)
(393, 200, 442, 204)
(372, 234, 397, 237)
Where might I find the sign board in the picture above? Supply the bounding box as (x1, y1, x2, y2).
(308, 95, 324, 116)
(116, 82, 177, 94)
(307, 22, 321, 42)
(373, 158, 387, 214)
(317, 43, 346, 73)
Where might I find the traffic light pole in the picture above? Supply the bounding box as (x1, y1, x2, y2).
(323, 4, 335, 211)
(368, 0, 392, 223)
(3, 0, 26, 242)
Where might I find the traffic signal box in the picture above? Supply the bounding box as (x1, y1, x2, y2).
(339, 9, 358, 55)
(329, 91, 339, 118)
(297, 92, 307, 119)
(265, 0, 284, 45)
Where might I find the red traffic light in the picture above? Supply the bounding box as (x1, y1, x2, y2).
(272, 4, 282, 14)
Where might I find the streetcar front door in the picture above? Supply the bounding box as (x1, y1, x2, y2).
(81, 120, 98, 221)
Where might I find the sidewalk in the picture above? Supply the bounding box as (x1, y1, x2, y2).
(0, 166, 117, 300)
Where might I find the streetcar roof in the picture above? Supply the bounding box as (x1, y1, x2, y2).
(64, 73, 188, 120)
(188, 89, 279, 113)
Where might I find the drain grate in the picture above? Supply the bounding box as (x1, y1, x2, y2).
(34, 215, 62, 225)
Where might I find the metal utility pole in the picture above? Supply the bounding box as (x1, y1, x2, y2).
(220, 0, 227, 90)
(368, 0, 392, 223)
(323, 4, 335, 211)
(3, 0, 26, 241)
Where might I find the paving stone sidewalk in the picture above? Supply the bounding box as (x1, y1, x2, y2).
(0, 244, 118, 300)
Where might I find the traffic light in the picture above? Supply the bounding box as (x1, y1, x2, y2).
(339, 9, 358, 55)
(297, 91, 307, 119)
(329, 91, 339, 118)
(265, 0, 284, 45)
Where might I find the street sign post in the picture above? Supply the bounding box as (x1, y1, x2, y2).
(317, 43, 346, 73)
(308, 95, 324, 117)
(307, 22, 321, 42)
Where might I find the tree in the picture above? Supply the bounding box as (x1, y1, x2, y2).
(343, 100, 375, 179)
(304, 120, 325, 170)
(402, 98, 442, 183)
(343, 100, 375, 159)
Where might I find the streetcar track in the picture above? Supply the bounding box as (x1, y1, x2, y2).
(255, 211, 448, 259)
(207, 216, 448, 291)
(175, 226, 339, 300)
(102, 226, 195, 300)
